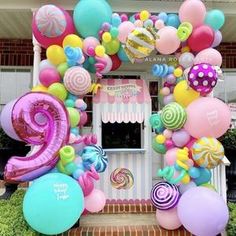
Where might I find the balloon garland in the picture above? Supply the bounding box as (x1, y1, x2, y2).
(0, 0, 230, 235)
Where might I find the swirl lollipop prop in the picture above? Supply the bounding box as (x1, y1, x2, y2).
(4, 92, 70, 182)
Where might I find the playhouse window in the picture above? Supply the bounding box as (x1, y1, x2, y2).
(102, 122, 142, 149)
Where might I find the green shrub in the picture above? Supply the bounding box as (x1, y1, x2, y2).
(219, 129, 236, 150)
(227, 202, 236, 236)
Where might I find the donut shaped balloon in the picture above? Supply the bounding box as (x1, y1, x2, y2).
(64, 67, 91, 96)
(150, 181, 180, 210)
(4, 92, 69, 182)
(81, 145, 108, 173)
(32, 5, 75, 48)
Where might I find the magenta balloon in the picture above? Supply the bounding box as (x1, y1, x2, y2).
(172, 129, 190, 147)
(4, 92, 70, 182)
(156, 208, 182, 230)
(0, 100, 21, 141)
(194, 48, 222, 67)
(179, 0, 206, 27)
(39, 67, 61, 87)
(211, 30, 222, 48)
(177, 187, 229, 236)
(184, 97, 231, 138)
(78, 111, 88, 127)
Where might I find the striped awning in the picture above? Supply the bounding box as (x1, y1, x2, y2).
(93, 79, 151, 124)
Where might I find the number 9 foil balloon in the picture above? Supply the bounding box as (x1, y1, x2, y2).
(4, 92, 70, 182)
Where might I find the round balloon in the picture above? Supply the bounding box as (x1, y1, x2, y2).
(177, 187, 229, 236)
(184, 97, 231, 138)
(212, 30, 223, 48)
(187, 25, 214, 52)
(205, 9, 225, 30)
(23, 173, 84, 235)
(39, 68, 61, 87)
(110, 54, 122, 71)
(73, 0, 112, 38)
(32, 5, 75, 48)
(178, 52, 195, 69)
(118, 21, 135, 43)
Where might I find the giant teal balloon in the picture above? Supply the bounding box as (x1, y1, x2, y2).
(204, 9, 225, 30)
(73, 0, 112, 38)
(23, 173, 84, 235)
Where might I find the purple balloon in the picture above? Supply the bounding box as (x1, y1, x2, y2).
(0, 100, 21, 141)
(177, 187, 229, 236)
(166, 74, 176, 84)
(211, 30, 222, 48)
(178, 181, 196, 194)
(172, 129, 190, 147)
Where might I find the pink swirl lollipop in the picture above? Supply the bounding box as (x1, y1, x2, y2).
(150, 181, 180, 210)
(64, 67, 91, 96)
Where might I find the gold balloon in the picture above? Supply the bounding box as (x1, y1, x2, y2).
(124, 27, 155, 63)
(173, 80, 200, 107)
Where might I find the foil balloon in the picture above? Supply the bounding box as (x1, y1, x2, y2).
(4, 92, 69, 182)
(177, 22, 193, 41)
(124, 27, 155, 63)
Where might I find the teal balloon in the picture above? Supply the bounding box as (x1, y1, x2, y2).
(88, 64, 96, 73)
(23, 173, 84, 235)
(166, 14, 180, 28)
(65, 99, 75, 108)
(152, 139, 166, 154)
(73, 0, 112, 38)
(205, 9, 225, 30)
(117, 47, 129, 62)
(193, 168, 212, 186)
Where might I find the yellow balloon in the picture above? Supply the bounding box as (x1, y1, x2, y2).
(155, 134, 166, 144)
(32, 85, 48, 92)
(173, 80, 200, 107)
(102, 32, 112, 43)
(95, 45, 106, 57)
(181, 46, 190, 53)
(46, 45, 66, 66)
(140, 10, 150, 21)
(174, 68, 183, 77)
(63, 34, 83, 49)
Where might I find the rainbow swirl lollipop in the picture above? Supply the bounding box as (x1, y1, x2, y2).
(150, 181, 180, 210)
(110, 168, 134, 190)
(81, 145, 108, 173)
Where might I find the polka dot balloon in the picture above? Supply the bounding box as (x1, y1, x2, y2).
(187, 63, 218, 95)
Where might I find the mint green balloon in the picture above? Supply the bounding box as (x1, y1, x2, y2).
(204, 9, 225, 30)
(57, 63, 69, 77)
(23, 173, 84, 235)
(102, 39, 120, 55)
(152, 139, 166, 154)
(73, 0, 112, 38)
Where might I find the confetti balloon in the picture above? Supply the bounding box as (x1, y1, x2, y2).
(192, 137, 224, 169)
(188, 63, 218, 95)
(161, 102, 187, 130)
(150, 182, 180, 210)
(124, 27, 155, 62)
(110, 168, 134, 190)
(64, 67, 91, 96)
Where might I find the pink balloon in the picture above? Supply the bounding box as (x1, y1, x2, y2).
(134, 20, 143, 28)
(155, 20, 165, 30)
(156, 26, 181, 55)
(78, 111, 88, 127)
(0, 100, 21, 141)
(39, 68, 61, 87)
(156, 208, 182, 230)
(83, 37, 100, 55)
(194, 48, 222, 67)
(211, 30, 222, 48)
(172, 129, 191, 147)
(184, 97, 231, 138)
(4, 92, 70, 182)
(85, 189, 106, 213)
(39, 59, 56, 72)
(165, 148, 178, 166)
(163, 129, 173, 139)
(118, 21, 135, 43)
(179, 0, 206, 27)
(95, 55, 112, 75)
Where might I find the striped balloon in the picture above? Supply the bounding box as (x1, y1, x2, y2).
(64, 67, 91, 96)
(81, 145, 108, 173)
(150, 182, 180, 210)
(192, 137, 224, 169)
(161, 102, 187, 130)
(35, 5, 66, 38)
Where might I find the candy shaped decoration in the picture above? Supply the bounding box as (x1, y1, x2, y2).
(188, 63, 218, 95)
(32, 5, 75, 48)
(161, 102, 187, 130)
(124, 27, 155, 63)
(177, 22, 193, 41)
(152, 64, 173, 78)
(81, 145, 108, 173)
(150, 182, 180, 210)
(110, 168, 134, 190)
(64, 67, 91, 96)
(192, 137, 224, 169)
(4, 92, 69, 182)
(149, 113, 165, 133)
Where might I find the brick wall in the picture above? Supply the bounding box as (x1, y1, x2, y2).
(0, 39, 235, 68)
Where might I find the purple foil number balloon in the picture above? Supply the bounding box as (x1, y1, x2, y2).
(187, 63, 218, 95)
(4, 92, 70, 182)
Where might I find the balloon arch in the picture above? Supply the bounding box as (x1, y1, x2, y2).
(0, 0, 230, 235)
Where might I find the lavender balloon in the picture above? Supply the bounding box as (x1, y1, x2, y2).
(211, 30, 222, 48)
(163, 94, 175, 105)
(4, 92, 70, 182)
(172, 129, 190, 147)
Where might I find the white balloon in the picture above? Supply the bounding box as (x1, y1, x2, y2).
(179, 52, 195, 69)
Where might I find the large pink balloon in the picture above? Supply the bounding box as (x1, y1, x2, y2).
(4, 92, 70, 182)
(118, 21, 135, 43)
(156, 26, 181, 55)
(179, 0, 206, 27)
(184, 97, 231, 138)
(194, 48, 222, 67)
(156, 208, 182, 230)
